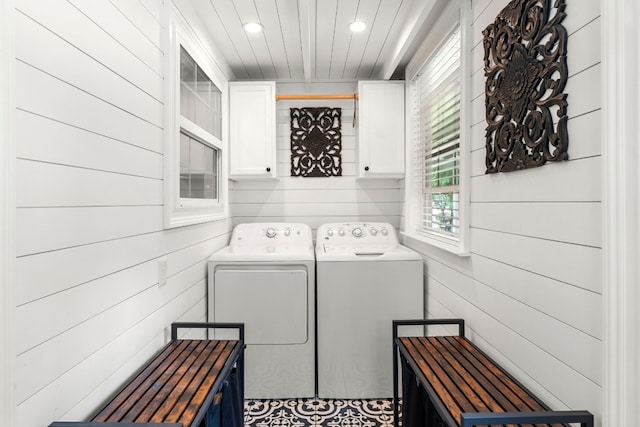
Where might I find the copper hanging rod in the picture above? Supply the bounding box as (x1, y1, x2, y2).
(275, 93, 359, 101)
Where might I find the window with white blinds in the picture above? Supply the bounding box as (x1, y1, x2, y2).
(164, 10, 228, 228)
(179, 46, 221, 202)
(410, 26, 462, 242)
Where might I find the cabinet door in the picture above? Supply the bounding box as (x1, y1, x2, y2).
(229, 82, 276, 179)
(358, 81, 405, 178)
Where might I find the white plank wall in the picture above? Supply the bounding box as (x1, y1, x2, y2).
(12, 1, 233, 426)
(229, 82, 405, 232)
(402, 0, 603, 423)
(8, 0, 605, 425)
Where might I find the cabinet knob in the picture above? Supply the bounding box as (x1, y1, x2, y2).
(266, 167, 271, 172)
(364, 166, 369, 171)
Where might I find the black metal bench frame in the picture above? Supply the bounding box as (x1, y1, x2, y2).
(392, 318, 595, 427)
(50, 322, 245, 427)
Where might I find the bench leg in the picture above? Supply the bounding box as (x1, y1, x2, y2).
(393, 341, 400, 427)
(238, 351, 245, 426)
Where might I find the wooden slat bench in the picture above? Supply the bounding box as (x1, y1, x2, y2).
(392, 319, 594, 427)
(50, 322, 245, 427)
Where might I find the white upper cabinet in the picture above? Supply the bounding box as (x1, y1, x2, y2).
(229, 82, 277, 179)
(357, 81, 405, 178)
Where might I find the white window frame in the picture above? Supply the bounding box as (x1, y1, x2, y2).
(164, 6, 228, 228)
(403, 0, 471, 255)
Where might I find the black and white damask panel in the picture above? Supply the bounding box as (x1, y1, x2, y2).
(290, 107, 342, 177)
(483, 0, 568, 173)
(244, 399, 397, 427)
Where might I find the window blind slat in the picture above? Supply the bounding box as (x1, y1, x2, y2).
(425, 162, 459, 178)
(411, 25, 462, 239)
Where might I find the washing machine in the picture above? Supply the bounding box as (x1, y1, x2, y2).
(207, 223, 315, 399)
(315, 222, 424, 399)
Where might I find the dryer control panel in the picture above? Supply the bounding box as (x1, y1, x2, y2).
(317, 222, 398, 244)
(230, 223, 312, 246)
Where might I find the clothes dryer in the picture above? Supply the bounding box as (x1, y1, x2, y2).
(208, 223, 315, 398)
(315, 222, 423, 399)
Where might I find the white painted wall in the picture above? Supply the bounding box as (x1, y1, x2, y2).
(402, 0, 603, 423)
(11, 1, 233, 425)
(229, 82, 405, 232)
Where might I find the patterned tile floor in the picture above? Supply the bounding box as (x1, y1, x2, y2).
(244, 399, 399, 427)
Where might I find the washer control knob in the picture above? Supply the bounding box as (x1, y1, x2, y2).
(327, 229, 334, 237)
(352, 227, 363, 238)
(266, 227, 277, 238)
(338, 229, 346, 236)
(381, 228, 388, 236)
(370, 228, 378, 236)
(284, 228, 291, 236)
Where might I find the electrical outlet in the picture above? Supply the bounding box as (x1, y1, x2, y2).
(158, 258, 168, 287)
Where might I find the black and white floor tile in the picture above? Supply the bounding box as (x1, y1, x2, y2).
(244, 399, 399, 427)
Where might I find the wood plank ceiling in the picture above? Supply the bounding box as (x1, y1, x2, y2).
(178, 0, 445, 83)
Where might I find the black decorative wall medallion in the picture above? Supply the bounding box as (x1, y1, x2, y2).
(483, 0, 568, 173)
(290, 107, 342, 177)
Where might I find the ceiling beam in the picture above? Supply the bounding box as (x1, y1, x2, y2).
(297, 0, 316, 85)
(380, 0, 445, 80)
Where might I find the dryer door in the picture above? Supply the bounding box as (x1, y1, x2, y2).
(213, 269, 308, 344)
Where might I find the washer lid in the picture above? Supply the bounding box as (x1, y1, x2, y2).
(317, 243, 422, 261)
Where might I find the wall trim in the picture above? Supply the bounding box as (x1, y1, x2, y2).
(0, 0, 15, 424)
(163, 2, 230, 229)
(602, 1, 640, 427)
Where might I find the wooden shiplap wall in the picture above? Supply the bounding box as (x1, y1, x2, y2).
(403, 0, 602, 422)
(9, 0, 603, 425)
(229, 82, 405, 232)
(13, 1, 232, 425)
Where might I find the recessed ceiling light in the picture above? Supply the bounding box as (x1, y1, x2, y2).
(349, 21, 366, 32)
(243, 22, 263, 33)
